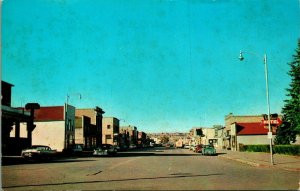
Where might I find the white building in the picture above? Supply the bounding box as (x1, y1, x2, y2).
(20, 104, 75, 152)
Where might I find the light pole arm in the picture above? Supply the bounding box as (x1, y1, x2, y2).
(240, 50, 263, 61)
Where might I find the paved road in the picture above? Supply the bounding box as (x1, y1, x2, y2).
(2, 147, 299, 190)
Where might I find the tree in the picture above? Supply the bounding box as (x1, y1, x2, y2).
(275, 39, 300, 144)
(274, 118, 297, 144)
(160, 135, 169, 144)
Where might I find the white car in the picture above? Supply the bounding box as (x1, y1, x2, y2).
(93, 144, 117, 156)
(129, 144, 137, 149)
(21, 145, 57, 160)
(189, 145, 196, 151)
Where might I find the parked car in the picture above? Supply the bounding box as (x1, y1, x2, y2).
(73, 144, 83, 152)
(184, 144, 190, 149)
(21, 145, 57, 160)
(189, 144, 196, 151)
(129, 144, 137, 149)
(194, 144, 203, 153)
(202, 145, 216, 156)
(93, 144, 117, 156)
(62, 144, 84, 156)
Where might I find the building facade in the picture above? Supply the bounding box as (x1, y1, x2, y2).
(213, 125, 225, 149)
(20, 105, 76, 152)
(224, 113, 281, 151)
(1, 81, 39, 155)
(201, 128, 217, 146)
(75, 107, 105, 149)
(102, 117, 120, 145)
(120, 125, 138, 146)
(231, 122, 277, 151)
(138, 131, 146, 147)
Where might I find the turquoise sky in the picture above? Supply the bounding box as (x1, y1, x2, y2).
(2, 0, 299, 133)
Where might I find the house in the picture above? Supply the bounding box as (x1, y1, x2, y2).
(75, 107, 105, 149)
(20, 104, 76, 152)
(230, 122, 277, 151)
(1, 81, 39, 155)
(102, 117, 120, 146)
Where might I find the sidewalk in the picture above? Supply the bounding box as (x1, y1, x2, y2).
(217, 149, 300, 172)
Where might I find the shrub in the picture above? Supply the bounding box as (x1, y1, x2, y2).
(242, 145, 270, 152)
(273, 145, 300, 155)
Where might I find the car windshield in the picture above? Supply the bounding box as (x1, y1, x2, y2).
(102, 145, 112, 149)
(31, 146, 49, 150)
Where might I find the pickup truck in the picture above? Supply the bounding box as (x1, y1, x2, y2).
(21, 145, 57, 160)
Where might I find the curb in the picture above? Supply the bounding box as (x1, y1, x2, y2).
(218, 155, 300, 172)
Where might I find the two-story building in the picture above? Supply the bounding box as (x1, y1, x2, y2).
(75, 107, 105, 149)
(102, 117, 120, 146)
(20, 104, 76, 152)
(201, 127, 217, 146)
(120, 125, 138, 146)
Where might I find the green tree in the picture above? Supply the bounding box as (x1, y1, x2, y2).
(275, 40, 300, 144)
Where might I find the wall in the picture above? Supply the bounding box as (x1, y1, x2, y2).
(224, 114, 266, 150)
(65, 104, 76, 149)
(237, 135, 275, 150)
(225, 114, 263, 130)
(75, 116, 84, 144)
(31, 121, 65, 151)
(76, 109, 96, 124)
(201, 128, 216, 145)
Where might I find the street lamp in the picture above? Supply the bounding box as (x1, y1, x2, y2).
(239, 50, 274, 165)
(66, 93, 81, 107)
(65, 93, 81, 149)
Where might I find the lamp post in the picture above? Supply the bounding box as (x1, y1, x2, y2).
(239, 50, 274, 165)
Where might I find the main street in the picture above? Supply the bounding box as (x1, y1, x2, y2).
(2, 147, 299, 190)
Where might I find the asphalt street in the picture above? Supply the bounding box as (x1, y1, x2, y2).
(2, 147, 299, 190)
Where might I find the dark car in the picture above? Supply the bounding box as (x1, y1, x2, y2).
(93, 144, 117, 156)
(202, 145, 216, 156)
(194, 144, 203, 153)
